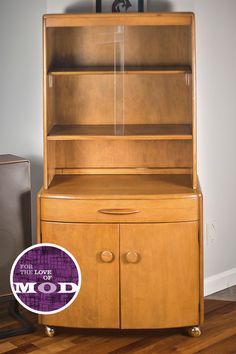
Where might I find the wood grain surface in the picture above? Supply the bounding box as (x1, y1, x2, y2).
(120, 222, 199, 328)
(40, 222, 120, 329)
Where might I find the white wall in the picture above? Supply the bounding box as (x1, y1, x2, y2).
(172, 0, 236, 289)
(0, 0, 47, 238)
(0, 0, 236, 293)
(47, 0, 95, 13)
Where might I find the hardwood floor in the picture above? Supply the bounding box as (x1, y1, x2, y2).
(1, 299, 236, 353)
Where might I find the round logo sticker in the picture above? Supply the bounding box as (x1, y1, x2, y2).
(10, 243, 81, 315)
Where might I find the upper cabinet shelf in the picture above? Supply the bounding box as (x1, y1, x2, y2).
(49, 66, 192, 76)
(47, 124, 192, 141)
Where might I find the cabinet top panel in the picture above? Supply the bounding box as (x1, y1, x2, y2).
(44, 13, 194, 28)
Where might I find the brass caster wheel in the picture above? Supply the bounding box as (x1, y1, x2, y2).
(45, 325, 56, 337)
(186, 326, 202, 337)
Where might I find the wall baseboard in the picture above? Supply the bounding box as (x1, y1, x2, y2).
(204, 268, 236, 296)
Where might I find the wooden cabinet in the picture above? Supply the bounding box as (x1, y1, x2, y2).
(40, 220, 200, 330)
(38, 12, 203, 337)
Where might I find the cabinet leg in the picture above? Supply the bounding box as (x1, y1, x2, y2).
(45, 325, 56, 337)
(186, 326, 202, 337)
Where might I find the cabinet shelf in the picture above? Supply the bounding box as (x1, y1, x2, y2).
(49, 66, 192, 76)
(45, 174, 194, 199)
(47, 124, 192, 141)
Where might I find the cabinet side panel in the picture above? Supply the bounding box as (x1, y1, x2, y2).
(37, 190, 42, 325)
(199, 192, 204, 324)
(47, 140, 56, 186)
(43, 18, 48, 188)
(44, 25, 56, 188)
(191, 15, 197, 189)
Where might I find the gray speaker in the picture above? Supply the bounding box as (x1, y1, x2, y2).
(0, 154, 32, 297)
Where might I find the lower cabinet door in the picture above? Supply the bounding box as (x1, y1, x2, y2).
(40, 222, 120, 328)
(120, 222, 199, 329)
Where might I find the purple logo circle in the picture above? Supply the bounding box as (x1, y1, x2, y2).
(10, 243, 81, 314)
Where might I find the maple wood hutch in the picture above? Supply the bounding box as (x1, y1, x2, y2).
(38, 12, 203, 338)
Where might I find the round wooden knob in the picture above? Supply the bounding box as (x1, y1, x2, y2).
(100, 250, 114, 263)
(125, 251, 139, 263)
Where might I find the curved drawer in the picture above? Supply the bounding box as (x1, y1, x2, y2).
(40, 197, 199, 223)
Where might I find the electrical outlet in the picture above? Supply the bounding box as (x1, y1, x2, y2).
(205, 221, 217, 246)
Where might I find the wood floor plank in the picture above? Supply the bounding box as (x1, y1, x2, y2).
(63, 334, 137, 354)
(198, 334, 236, 353)
(109, 333, 187, 354)
(168, 308, 236, 353)
(31, 336, 79, 354)
(0, 343, 37, 354)
(204, 299, 232, 315)
(0, 342, 17, 354)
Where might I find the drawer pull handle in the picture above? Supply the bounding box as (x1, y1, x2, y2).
(98, 208, 140, 215)
(125, 251, 139, 264)
(100, 250, 114, 263)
